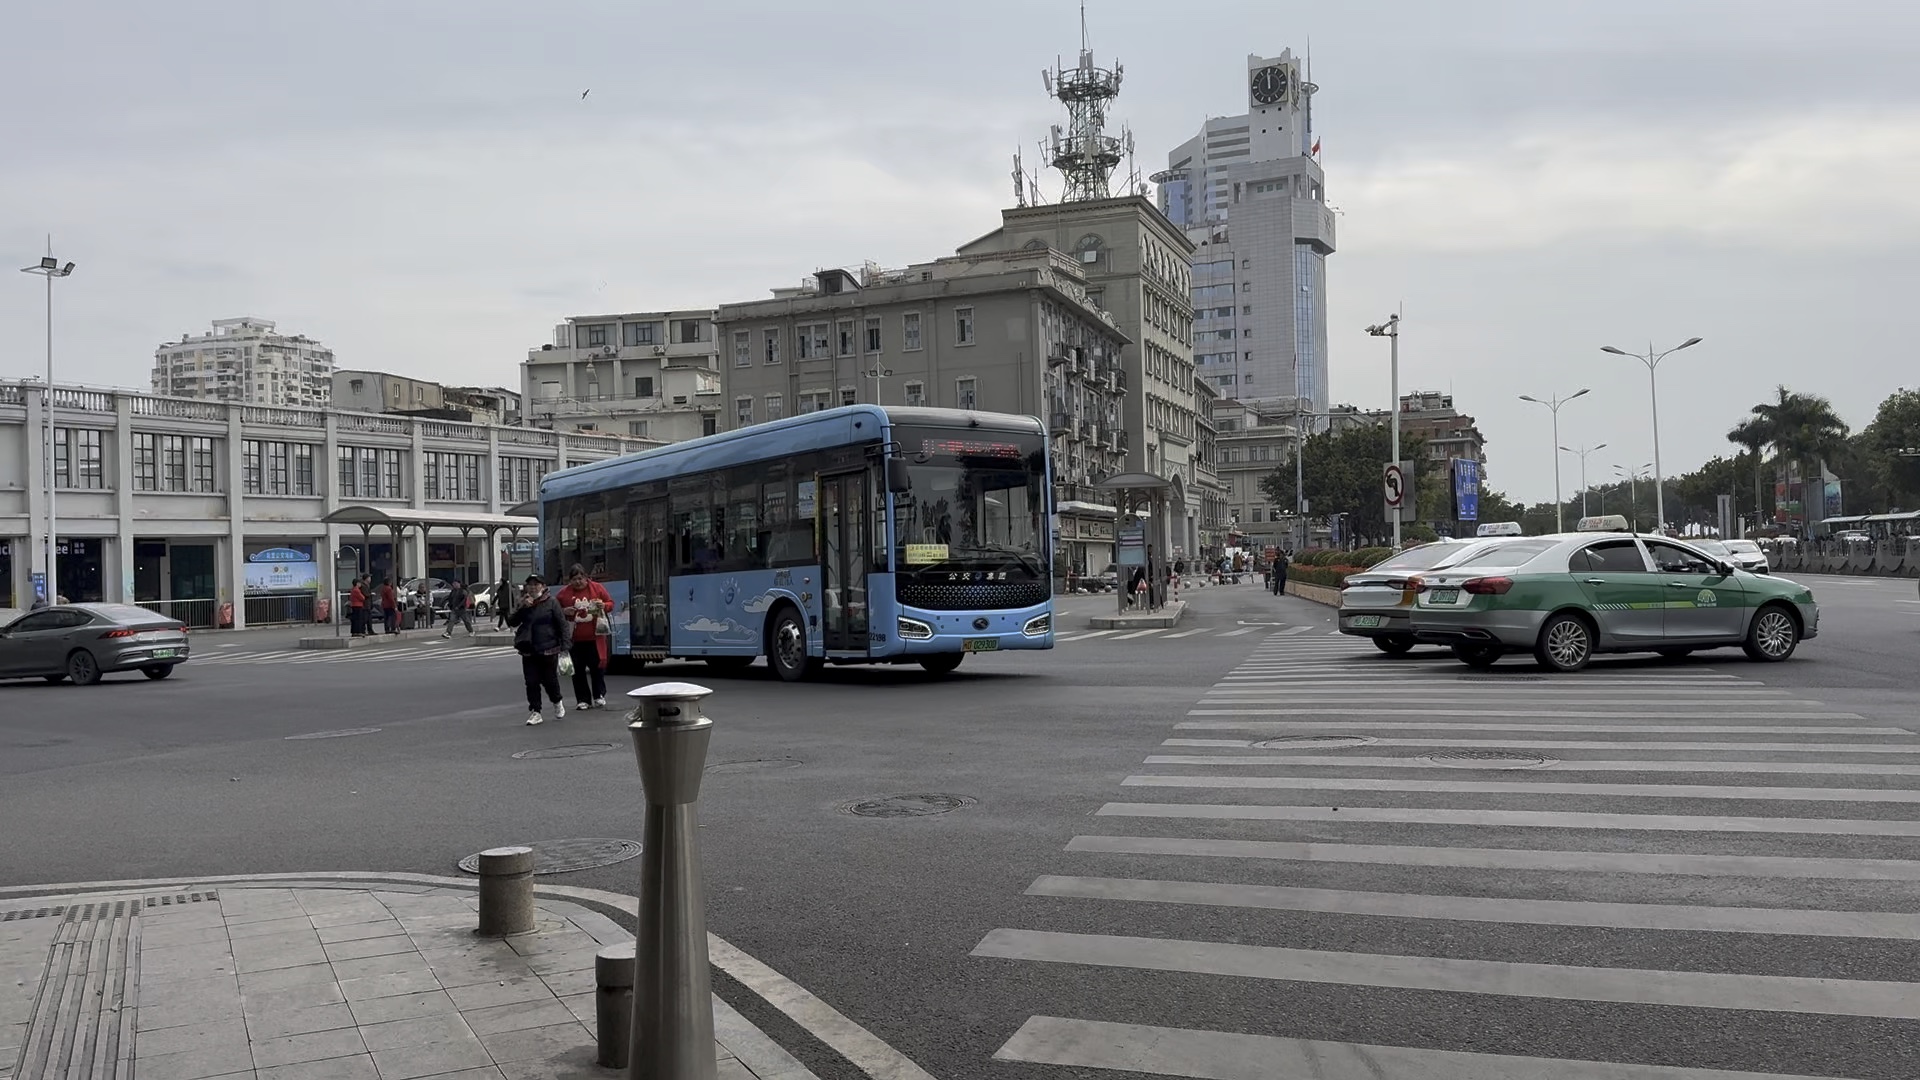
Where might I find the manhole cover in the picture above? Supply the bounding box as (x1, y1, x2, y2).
(1421, 750, 1558, 770)
(513, 743, 618, 760)
(707, 758, 802, 774)
(1253, 735, 1378, 750)
(841, 793, 976, 818)
(285, 728, 382, 741)
(456, 838, 643, 875)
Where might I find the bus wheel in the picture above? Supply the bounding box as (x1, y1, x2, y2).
(768, 608, 812, 682)
(919, 654, 964, 675)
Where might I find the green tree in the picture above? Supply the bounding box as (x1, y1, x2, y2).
(1726, 417, 1770, 528)
(1747, 387, 1850, 524)
(1853, 388, 1920, 511)
(1260, 424, 1427, 544)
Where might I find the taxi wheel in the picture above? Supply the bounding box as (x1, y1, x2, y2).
(1373, 635, 1415, 656)
(1743, 604, 1800, 662)
(1451, 644, 1502, 668)
(1534, 613, 1594, 673)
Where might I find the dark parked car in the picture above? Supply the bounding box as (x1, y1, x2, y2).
(0, 604, 191, 684)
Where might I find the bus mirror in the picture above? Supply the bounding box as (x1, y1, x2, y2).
(885, 458, 912, 494)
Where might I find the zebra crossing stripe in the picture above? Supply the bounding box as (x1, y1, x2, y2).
(1161, 629, 1210, 638)
(1143, 754, 1920, 777)
(1056, 630, 1119, 642)
(1090, 804, 1920, 838)
(1109, 629, 1167, 640)
(1216, 628, 1259, 637)
(1179, 716, 1884, 728)
(1119, 774, 1920, 804)
(1023, 875, 1920, 938)
(994, 1016, 1849, 1080)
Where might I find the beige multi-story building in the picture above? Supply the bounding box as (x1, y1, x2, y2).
(521, 310, 722, 443)
(151, 318, 335, 407)
(331, 369, 446, 415)
(1399, 391, 1487, 471)
(955, 195, 1208, 556)
(714, 248, 1131, 575)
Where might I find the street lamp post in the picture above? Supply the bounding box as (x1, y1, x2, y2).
(1601, 337, 1702, 534)
(20, 252, 76, 604)
(1519, 388, 1591, 532)
(1364, 314, 1401, 549)
(1559, 443, 1608, 518)
(1614, 462, 1652, 528)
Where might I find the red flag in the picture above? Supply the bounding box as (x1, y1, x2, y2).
(1310, 137, 1321, 157)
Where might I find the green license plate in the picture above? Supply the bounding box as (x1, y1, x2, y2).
(1349, 615, 1383, 628)
(963, 638, 1000, 652)
(150, 650, 179, 659)
(1428, 588, 1460, 605)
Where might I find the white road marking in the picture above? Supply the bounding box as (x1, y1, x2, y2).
(971, 928, 1920, 1019)
(1167, 734, 1920, 753)
(1067, 833, 1920, 878)
(994, 1016, 1852, 1080)
(1215, 627, 1258, 637)
(1121, 773, 1920, 804)
(1178, 717, 1886, 730)
(1024, 875, 1920, 939)
(1144, 754, 1920, 776)
(1094, 802, 1920, 837)
(1109, 629, 1167, 640)
(1160, 629, 1210, 638)
(1282, 625, 1315, 635)
(1055, 630, 1119, 642)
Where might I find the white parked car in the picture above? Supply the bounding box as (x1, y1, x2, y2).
(1720, 539, 1770, 574)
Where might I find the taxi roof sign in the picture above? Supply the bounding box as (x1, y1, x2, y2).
(1576, 514, 1632, 533)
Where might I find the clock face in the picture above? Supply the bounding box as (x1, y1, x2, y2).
(1250, 65, 1289, 105)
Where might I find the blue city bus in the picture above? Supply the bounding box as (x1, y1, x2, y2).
(536, 405, 1054, 680)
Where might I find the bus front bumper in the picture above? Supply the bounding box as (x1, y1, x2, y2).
(891, 605, 1054, 655)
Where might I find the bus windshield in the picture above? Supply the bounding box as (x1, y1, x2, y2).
(892, 425, 1048, 578)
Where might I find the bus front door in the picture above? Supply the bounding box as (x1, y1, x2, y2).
(630, 497, 671, 655)
(819, 472, 870, 654)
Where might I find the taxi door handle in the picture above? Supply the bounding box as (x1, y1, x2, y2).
(1666, 581, 1692, 588)
(1584, 578, 1606, 584)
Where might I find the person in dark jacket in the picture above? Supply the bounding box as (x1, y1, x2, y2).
(1272, 550, 1290, 595)
(506, 574, 570, 725)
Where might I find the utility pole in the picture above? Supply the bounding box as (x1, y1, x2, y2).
(1364, 315, 1401, 548)
(21, 247, 76, 604)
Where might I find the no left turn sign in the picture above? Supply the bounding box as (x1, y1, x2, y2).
(1383, 462, 1407, 509)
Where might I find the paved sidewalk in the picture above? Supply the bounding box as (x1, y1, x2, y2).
(2, 883, 814, 1080)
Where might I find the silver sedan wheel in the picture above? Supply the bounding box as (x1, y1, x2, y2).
(1544, 619, 1590, 670)
(1752, 609, 1797, 659)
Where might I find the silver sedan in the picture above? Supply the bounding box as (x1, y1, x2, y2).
(0, 604, 191, 685)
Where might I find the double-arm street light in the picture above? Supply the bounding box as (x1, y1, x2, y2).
(1519, 388, 1590, 532)
(20, 252, 76, 603)
(1364, 314, 1402, 548)
(1601, 337, 1702, 533)
(1614, 462, 1653, 527)
(1559, 442, 1608, 518)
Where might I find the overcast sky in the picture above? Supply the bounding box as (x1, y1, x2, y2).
(4, 0, 1915, 504)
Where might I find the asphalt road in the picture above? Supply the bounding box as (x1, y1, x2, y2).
(3, 575, 1918, 1079)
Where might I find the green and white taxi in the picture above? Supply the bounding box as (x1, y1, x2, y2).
(1409, 516, 1820, 672)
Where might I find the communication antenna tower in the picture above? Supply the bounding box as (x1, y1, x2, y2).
(1041, 3, 1125, 202)
(1012, 148, 1027, 207)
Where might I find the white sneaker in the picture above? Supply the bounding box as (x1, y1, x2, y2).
(593, 696, 607, 709)
(526, 711, 543, 726)
(576, 701, 592, 711)
(555, 701, 566, 719)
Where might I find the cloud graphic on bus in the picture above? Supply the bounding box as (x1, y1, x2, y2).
(681, 617, 759, 645)
(742, 593, 775, 614)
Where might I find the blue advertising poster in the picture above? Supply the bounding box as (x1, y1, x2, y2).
(1452, 459, 1480, 522)
(244, 545, 319, 595)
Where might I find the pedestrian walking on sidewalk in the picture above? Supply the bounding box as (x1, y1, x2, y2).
(492, 575, 514, 629)
(507, 574, 569, 725)
(379, 578, 400, 634)
(557, 563, 612, 710)
(442, 579, 474, 638)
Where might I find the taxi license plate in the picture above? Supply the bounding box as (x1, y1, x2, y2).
(1349, 615, 1383, 628)
(151, 648, 180, 659)
(963, 638, 999, 652)
(1428, 588, 1460, 605)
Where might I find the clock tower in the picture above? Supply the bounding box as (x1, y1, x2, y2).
(1244, 51, 1309, 162)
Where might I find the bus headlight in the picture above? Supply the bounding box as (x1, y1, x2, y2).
(1022, 613, 1051, 637)
(898, 616, 934, 640)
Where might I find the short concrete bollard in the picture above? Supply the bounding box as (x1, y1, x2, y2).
(595, 942, 636, 1068)
(474, 845, 535, 936)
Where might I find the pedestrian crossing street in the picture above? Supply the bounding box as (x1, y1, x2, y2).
(1057, 622, 1324, 643)
(972, 633, 1920, 1079)
(190, 642, 521, 667)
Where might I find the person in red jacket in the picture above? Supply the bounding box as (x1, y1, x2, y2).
(379, 578, 400, 634)
(556, 563, 612, 709)
(348, 577, 368, 636)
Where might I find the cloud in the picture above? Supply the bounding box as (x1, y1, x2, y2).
(681, 617, 733, 633)
(741, 594, 774, 614)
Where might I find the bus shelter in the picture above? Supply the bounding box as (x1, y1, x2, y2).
(321, 506, 538, 617)
(1094, 472, 1174, 613)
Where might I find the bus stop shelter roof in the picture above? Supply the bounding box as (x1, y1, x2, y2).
(322, 506, 538, 531)
(1093, 472, 1173, 491)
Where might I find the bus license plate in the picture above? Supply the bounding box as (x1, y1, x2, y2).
(1429, 588, 1460, 605)
(963, 638, 1000, 652)
(1349, 615, 1382, 628)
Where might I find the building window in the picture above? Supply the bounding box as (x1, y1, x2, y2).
(796, 390, 831, 415)
(54, 428, 105, 489)
(292, 443, 314, 495)
(582, 323, 611, 348)
(736, 396, 753, 428)
(268, 442, 290, 493)
(955, 307, 975, 345)
(623, 321, 659, 347)
(956, 377, 977, 410)
(338, 447, 356, 498)
(764, 329, 782, 365)
(765, 393, 785, 421)
(839, 387, 857, 407)
(157, 435, 188, 492)
(733, 330, 751, 368)
(424, 453, 441, 500)
(629, 421, 650, 438)
(903, 312, 922, 351)
(381, 449, 403, 499)
(864, 317, 882, 352)
(242, 440, 263, 494)
(795, 323, 830, 359)
(702, 414, 718, 437)
(837, 320, 855, 357)
(677, 319, 703, 344)
(359, 447, 381, 497)
(635, 376, 655, 398)
(904, 381, 925, 407)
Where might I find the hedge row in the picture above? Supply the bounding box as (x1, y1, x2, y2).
(1286, 564, 1368, 588)
(1288, 547, 1394, 570)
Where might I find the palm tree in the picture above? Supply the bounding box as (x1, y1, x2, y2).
(1748, 388, 1851, 526)
(1727, 417, 1770, 530)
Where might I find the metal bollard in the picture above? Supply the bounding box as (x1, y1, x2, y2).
(625, 682, 718, 1080)
(595, 942, 636, 1068)
(475, 846, 535, 936)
